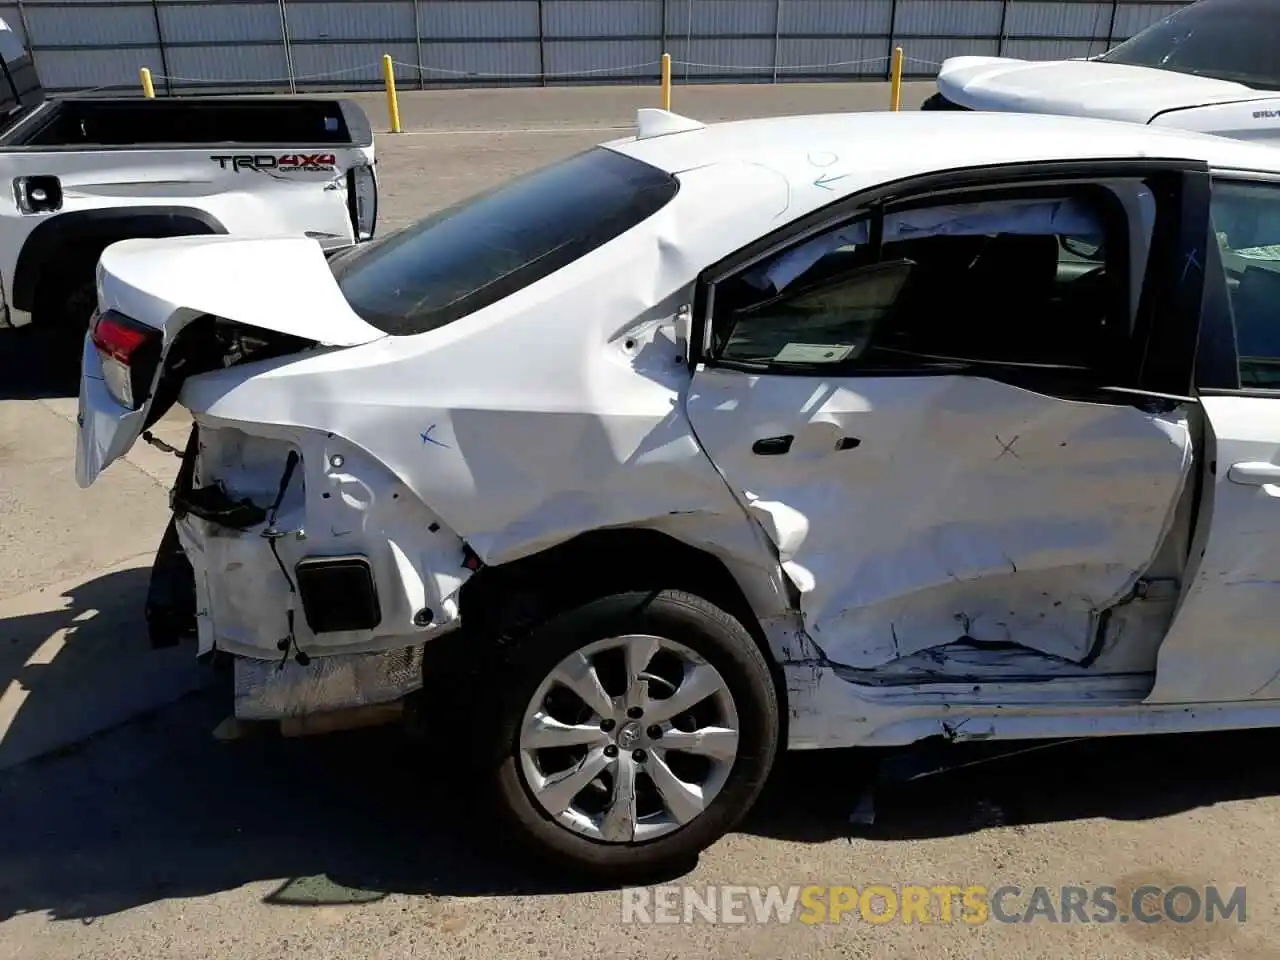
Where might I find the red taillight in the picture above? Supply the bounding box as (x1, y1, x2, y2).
(91, 311, 153, 363)
(90, 310, 161, 410)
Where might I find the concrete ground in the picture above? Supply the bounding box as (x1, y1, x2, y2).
(3, 80, 1279, 959)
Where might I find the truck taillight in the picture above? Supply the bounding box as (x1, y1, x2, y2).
(90, 310, 161, 410)
(346, 163, 378, 242)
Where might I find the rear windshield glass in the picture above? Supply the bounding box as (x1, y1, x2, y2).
(1097, 0, 1280, 90)
(332, 147, 679, 336)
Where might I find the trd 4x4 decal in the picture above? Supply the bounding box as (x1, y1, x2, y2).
(211, 153, 338, 173)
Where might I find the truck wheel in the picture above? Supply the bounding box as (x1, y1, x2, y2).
(484, 589, 780, 882)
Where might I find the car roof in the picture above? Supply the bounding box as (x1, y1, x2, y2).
(606, 110, 1280, 190)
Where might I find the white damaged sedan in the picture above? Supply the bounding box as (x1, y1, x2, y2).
(77, 108, 1280, 878)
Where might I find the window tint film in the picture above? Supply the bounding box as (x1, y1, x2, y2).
(332, 147, 679, 336)
(1212, 180, 1280, 387)
(1097, 0, 1280, 91)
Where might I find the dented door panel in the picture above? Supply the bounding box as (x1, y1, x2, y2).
(686, 369, 1194, 669)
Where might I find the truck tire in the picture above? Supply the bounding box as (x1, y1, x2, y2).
(39, 272, 97, 379)
(482, 589, 780, 882)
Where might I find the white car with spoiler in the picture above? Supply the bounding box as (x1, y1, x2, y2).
(926, 0, 1280, 147)
(77, 107, 1280, 880)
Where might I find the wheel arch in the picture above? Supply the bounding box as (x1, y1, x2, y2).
(13, 206, 228, 315)
(457, 527, 791, 722)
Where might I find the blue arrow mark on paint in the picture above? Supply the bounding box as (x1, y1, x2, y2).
(813, 173, 849, 190)
(420, 424, 449, 448)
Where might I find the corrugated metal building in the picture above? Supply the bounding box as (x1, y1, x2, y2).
(0, 0, 1190, 96)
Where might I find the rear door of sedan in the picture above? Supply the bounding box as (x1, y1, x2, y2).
(685, 159, 1213, 678)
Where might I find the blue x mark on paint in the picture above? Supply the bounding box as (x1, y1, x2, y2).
(420, 424, 449, 448)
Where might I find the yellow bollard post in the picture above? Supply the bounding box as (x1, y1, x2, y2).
(660, 52, 672, 111)
(139, 66, 155, 99)
(382, 54, 402, 134)
(889, 46, 904, 111)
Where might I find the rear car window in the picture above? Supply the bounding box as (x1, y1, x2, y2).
(1096, 0, 1280, 91)
(331, 147, 679, 336)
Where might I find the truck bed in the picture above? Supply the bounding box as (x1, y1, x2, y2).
(0, 96, 373, 150)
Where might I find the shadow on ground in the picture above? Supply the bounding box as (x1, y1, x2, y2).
(0, 327, 78, 401)
(0, 565, 209, 771)
(4, 660, 1280, 923)
(748, 729, 1280, 842)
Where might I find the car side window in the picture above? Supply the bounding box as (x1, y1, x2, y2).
(1211, 180, 1280, 388)
(712, 189, 1133, 380)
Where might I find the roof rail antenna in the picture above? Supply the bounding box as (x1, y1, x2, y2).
(635, 108, 706, 140)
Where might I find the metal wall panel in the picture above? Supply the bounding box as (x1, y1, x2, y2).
(419, 39, 541, 77)
(665, 37, 774, 75)
(1002, 37, 1098, 60)
(26, 5, 156, 46)
(1112, 2, 1184, 39)
(902, 36, 999, 69)
(896, 1, 1002, 38)
(665, 0, 776, 37)
(158, 2, 283, 44)
(781, 0, 891, 36)
(420, 1, 538, 40)
(291, 39, 414, 81)
(37, 45, 161, 89)
(778, 37, 887, 75)
(11, 0, 1199, 94)
(543, 0, 660, 38)
(1004, 2, 1111, 39)
(163, 42, 288, 84)
(287, 2, 414, 42)
(543, 39, 661, 77)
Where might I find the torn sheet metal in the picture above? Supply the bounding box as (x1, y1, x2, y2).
(688, 373, 1193, 668)
(782, 656, 1280, 751)
(174, 423, 475, 661)
(234, 644, 424, 720)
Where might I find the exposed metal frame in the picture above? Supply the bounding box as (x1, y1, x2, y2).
(276, 0, 296, 94)
(886, 0, 898, 81)
(412, 0, 423, 90)
(536, 0, 546, 87)
(149, 0, 173, 96)
(771, 0, 781, 85)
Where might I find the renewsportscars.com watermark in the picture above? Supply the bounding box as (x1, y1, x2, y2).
(621, 884, 1247, 926)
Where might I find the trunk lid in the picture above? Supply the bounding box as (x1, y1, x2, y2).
(75, 234, 386, 487)
(936, 56, 1273, 123)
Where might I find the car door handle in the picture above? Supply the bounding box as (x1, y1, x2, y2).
(752, 435, 794, 456)
(1228, 461, 1280, 486)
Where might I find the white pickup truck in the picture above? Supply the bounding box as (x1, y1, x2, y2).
(0, 20, 377, 359)
(925, 0, 1280, 148)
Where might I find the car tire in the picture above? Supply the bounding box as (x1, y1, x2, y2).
(920, 91, 968, 111)
(483, 589, 780, 883)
